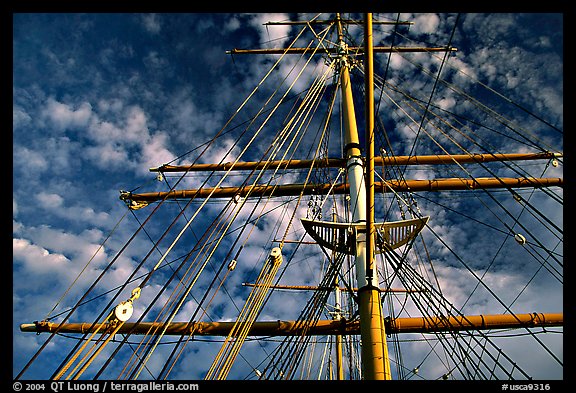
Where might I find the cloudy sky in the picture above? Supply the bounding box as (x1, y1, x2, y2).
(13, 12, 563, 381)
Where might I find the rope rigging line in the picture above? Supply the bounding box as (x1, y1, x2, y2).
(19, 14, 563, 382)
(16, 182, 185, 380)
(91, 36, 330, 372)
(140, 34, 328, 380)
(404, 92, 564, 227)
(128, 30, 331, 308)
(52, 310, 115, 380)
(423, 224, 563, 367)
(94, 200, 234, 379)
(384, 248, 532, 380)
(44, 209, 129, 322)
(260, 252, 346, 379)
(33, 200, 179, 380)
(205, 65, 335, 381)
(371, 73, 563, 277)
(371, 67, 564, 211)
(122, 203, 241, 379)
(393, 28, 563, 135)
(118, 158, 324, 376)
(375, 12, 402, 116)
(157, 178, 314, 379)
(127, 100, 328, 374)
(173, 68, 336, 376)
(156, 184, 314, 378)
(391, 52, 560, 155)
(204, 247, 285, 380)
(405, 13, 461, 158)
(161, 21, 314, 168)
(460, 161, 564, 314)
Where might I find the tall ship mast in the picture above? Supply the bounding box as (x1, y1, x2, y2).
(15, 13, 563, 381)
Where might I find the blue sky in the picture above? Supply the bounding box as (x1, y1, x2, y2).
(13, 12, 563, 380)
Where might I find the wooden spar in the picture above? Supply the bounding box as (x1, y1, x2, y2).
(149, 152, 562, 172)
(242, 283, 426, 292)
(122, 177, 563, 203)
(227, 46, 457, 55)
(21, 312, 563, 336)
(264, 20, 413, 26)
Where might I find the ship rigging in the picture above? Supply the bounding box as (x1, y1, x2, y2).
(16, 13, 563, 381)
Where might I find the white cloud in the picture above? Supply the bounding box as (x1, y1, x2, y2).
(36, 192, 64, 209)
(37, 100, 176, 175)
(88, 118, 124, 143)
(85, 142, 130, 170)
(435, 95, 456, 111)
(141, 14, 162, 34)
(41, 98, 93, 132)
(97, 98, 124, 114)
(403, 13, 440, 35)
(13, 145, 49, 173)
(143, 51, 168, 70)
(13, 106, 32, 129)
(223, 16, 241, 32)
(13, 237, 71, 275)
(249, 13, 291, 47)
(140, 132, 177, 171)
(120, 105, 149, 143)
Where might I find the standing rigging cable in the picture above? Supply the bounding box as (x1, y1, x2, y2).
(405, 13, 460, 158)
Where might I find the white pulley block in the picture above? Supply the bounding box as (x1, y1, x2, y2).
(115, 301, 134, 322)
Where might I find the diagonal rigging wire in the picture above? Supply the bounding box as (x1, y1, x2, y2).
(360, 17, 560, 376)
(372, 84, 563, 281)
(218, 67, 341, 380)
(385, 246, 532, 380)
(393, 52, 560, 155)
(169, 55, 336, 375)
(402, 90, 563, 232)
(43, 196, 300, 326)
(393, 27, 563, 135)
(362, 57, 561, 251)
(261, 253, 346, 379)
(120, 34, 332, 380)
(370, 58, 563, 208)
(405, 105, 563, 279)
(43, 209, 129, 322)
(371, 74, 563, 280)
(92, 26, 328, 379)
(204, 60, 336, 380)
(366, 52, 560, 380)
(406, 13, 460, 158)
(95, 198, 235, 379)
(145, 62, 332, 380)
(423, 222, 563, 367)
(19, 19, 321, 381)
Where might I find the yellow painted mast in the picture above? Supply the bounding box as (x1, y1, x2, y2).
(336, 13, 391, 380)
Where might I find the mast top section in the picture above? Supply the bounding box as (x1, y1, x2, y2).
(227, 14, 456, 56)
